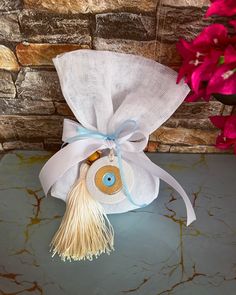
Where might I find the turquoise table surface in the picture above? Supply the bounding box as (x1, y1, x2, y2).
(0, 151, 236, 295)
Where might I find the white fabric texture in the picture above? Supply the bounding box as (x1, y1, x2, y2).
(46, 50, 190, 215)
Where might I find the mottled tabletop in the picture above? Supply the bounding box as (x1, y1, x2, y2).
(0, 151, 236, 295)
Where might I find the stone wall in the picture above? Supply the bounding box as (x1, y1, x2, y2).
(0, 0, 234, 152)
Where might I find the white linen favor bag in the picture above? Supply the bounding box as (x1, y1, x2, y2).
(39, 50, 196, 261)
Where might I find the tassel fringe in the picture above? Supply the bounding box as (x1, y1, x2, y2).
(50, 162, 114, 261)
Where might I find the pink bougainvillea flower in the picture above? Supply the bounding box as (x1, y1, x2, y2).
(207, 64, 236, 95)
(185, 88, 211, 102)
(210, 115, 236, 153)
(206, 0, 236, 17)
(191, 50, 222, 93)
(176, 24, 232, 101)
(192, 24, 229, 49)
(176, 24, 229, 60)
(207, 46, 236, 96)
(176, 24, 229, 85)
(176, 39, 199, 83)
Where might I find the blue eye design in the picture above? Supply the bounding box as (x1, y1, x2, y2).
(102, 172, 116, 187)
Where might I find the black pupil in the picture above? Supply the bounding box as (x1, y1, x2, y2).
(108, 177, 111, 181)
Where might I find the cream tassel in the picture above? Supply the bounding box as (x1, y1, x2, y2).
(50, 162, 114, 261)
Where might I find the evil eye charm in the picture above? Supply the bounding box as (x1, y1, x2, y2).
(86, 156, 134, 204)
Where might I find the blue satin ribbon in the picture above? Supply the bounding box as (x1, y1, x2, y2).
(63, 120, 146, 208)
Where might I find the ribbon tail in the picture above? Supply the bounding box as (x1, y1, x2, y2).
(126, 152, 196, 226)
(115, 145, 146, 208)
(39, 138, 105, 196)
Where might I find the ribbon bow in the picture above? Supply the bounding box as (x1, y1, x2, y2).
(39, 119, 196, 226)
(63, 119, 147, 207)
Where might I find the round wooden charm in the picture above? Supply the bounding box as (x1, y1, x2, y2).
(86, 156, 134, 204)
